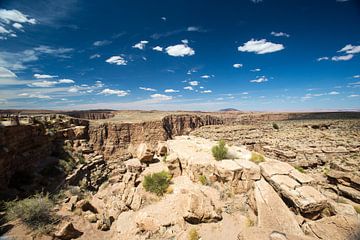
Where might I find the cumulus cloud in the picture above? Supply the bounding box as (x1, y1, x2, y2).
(0, 66, 17, 78)
(34, 73, 58, 79)
(233, 63, 243, 68)
(93, 40, 112, 47)
(150, 93, 172, 101)
(28, 78, 75, 87)
(328, 91, 340, 95)
(100, 88, 129, 97)
(184, 86, 194, 91)
(164, 89, 179, 93)
(165, 43, 195, 57)
(238, 39, 284, 54)
(189, 81, 199, 86)
(0, 26, 10, 34)
(271, 31, 290, 37)
(132, 40, 149, 50)
(106, 56, 127, 65)
(251, 68, 261, 72)
(201, 75, 212, 79)
(0, 9, 36, 24)
(18, 93, 51, 99)
(331, 54, 353, 61)
(58, 79, 74, 84)
(250, 76, 268, 83)
(12, 22, 23, 29)
(139, 87, 156, 91)
(338, 44, 360, 54)
(317, 57, 329, 61)
(353, 75, 360, 79)
(152, 46, 163, 52)
(348, 94, 359, 98)
(161, 17, 167, 21)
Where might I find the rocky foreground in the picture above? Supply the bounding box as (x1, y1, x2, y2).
(0, 111, 359, 240)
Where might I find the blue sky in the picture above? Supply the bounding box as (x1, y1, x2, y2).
(0, 0, 359, 111)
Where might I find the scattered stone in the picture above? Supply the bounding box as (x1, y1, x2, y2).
(76, 199, 98, 213)
(54, 222, 83, 240)
(136, 143, 155, 163)
(156, 142, 168, 156)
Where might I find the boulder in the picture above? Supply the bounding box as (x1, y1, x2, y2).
(55, 222, 83, 240)
(125, 158, 143, 173)
(76, 200, 98, 213)
(156, 142, 168, 156)
(165, 154, 182, 177)
(338, 184, 360, 203)
(136, 143, 155, 163)
(183, 191, 222, 224)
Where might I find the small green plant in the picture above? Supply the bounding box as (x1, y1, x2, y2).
(212, 140, 228, 160)
(188, 227, 200, 240)
(4, 193, 57, 231)
(294, 166, 305, 173)
(272, 122, 279, 130)
(198, 175, 208, 185)
(354, 206, 360, 214)
(250, 152, 265, 164)
(143, 171, 172, 196)
(59, 158, 76, 173)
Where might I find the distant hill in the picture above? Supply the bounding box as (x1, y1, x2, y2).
(219, 108, 240, 112)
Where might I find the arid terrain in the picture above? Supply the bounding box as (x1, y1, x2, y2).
(0, 110, 359, 240)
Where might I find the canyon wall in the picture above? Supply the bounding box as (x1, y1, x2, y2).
(88, 114, 223, 159)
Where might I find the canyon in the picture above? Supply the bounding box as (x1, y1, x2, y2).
(0, 110, 359, 240)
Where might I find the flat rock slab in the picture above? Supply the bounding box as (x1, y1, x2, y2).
(260, 160, 327, 215)
(303, 215, 360, 240)
(254, 179, 304, 236)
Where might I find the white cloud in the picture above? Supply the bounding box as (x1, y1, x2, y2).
(348, 94, 359, 98)
(184, 86, 194, 91)
(34, 45, 73, 56)
(18, 93, 51, 99)
(250, 76, 268, 83)
(132, 40, 149, 50)
(0, 66, 16, 78)
(90, 54, 101, 59)
(12, 22, 23, 29)
(58, 79, 74, 84)
(150, 93, 172, 101)
(338, 44, 360, 54)
(29, 80, 58, 87)
(34, 73, 58, 79)
(187, 26, 199, 32)
(93, 40, 112, 46)
(189, 81, 199, 86)
(164, 89, 179, 93)
(161, 17, 167, 21)
(100, 88, 129, 97)
(317, 57, 329, 61)
(271, 31, 290, 37)
(165, 43, 195, 57)
(250, 68, 261, 72)
(242, 92, 249, 95)
(106, 56, 127, 65)
(328, 91, 340, 95)
(353, 75, 360, 78)
(0, 26, 10, 34)
(238, 39, 284, 54)
(233, 63, 243, 68)
(331, 54, 353, 61)
(251, 0, 263, 3)
(0, 9, 36, 24)
(201, 75, 211, 79)
(153, 46, 163, 51)
(139, 87, 156, 91)
(201, 90, 212, 93)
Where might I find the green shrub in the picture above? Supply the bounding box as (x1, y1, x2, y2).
(59, 159, 76, 173)
(272, 123, 279, 130)
(250, 152, 265, 164)
(143, 171, 172, 196)
(212, 140, 228, 160)
(5, 193, 56, 230)
(198, 175, 208, 185)
(188, 228, 200, 240)
(294, 166, 305, 173)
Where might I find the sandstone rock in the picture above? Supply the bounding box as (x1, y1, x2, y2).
(338, 184, 360, 203)
(165, 154, 182, 177)
(303, 215, 360, 240)
(76, 200, 98, 213)
(135, 213, 159, 233)
(254, 179, 304, 236)
(183, 191, 222, 224)
(234, 159, 261, 180)
(65, 195, 78, 211)
(136, 143, 155, 163)
(125, 158, 143, 173)
(156, 141, 167, 156)
(97, 214, 114, 231)
(85, 212, 98, 223)
(55, 222, 83, 240)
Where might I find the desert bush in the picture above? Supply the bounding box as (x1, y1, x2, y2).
(294, 166, 305, 173)
(250, 152, 265, 164)
(198, 175, 208, 185)
(188, 228, 200, 240)
(143, 171, 172, 196)
(272, 122, 279, 130)
(5, 193, 56, 230)
(59, 158, 76, 173)
(212, 140, 228, 160)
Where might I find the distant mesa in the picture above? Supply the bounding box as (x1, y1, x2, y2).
(219, 108, 240, 112)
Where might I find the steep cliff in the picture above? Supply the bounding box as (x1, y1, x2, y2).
(88, 114, 223, 159)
